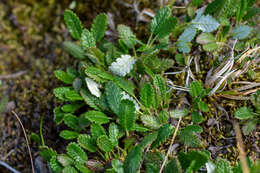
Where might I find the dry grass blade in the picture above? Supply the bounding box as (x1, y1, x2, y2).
(0, 161, 20, 173)
(233, 121, 250, 173)
(159, 117, 182, 173)
(11, 111, 35, 173)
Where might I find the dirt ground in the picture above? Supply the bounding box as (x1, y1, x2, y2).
(0, 0, 259, 173)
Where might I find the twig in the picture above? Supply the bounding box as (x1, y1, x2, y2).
(11, 111, 35, 173)
(0, 161, 20, 173)
(0, 70, 27, 80)
(218, 94, 251, 100)
(159, 117, 182, 173)
(233, 121, 250, 173)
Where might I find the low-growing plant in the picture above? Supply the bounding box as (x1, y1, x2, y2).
(34, 0, 260, 172)
(235, 90, 260, 135)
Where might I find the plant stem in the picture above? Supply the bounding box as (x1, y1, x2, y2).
(159, 117, 182, 173)
(233, 121, 250, 173)
(12, 111, 35, 173)
(40, 115, 45, 146)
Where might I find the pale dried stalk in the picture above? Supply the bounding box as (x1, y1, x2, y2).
(233, 121, 250, 173)
(12, 111, 35, 173)
(159, 118, 182, 173)
(218, 94, 250, 100)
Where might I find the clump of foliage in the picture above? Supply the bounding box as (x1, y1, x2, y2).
(35, 0, 260, 172)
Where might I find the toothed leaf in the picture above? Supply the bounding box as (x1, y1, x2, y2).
(66, 142, 88, 164)
(60, 130, 79, 140)
(97, 135, 114, 152)
(64, 10, 82, 40)
(83, 110, 109, 124)
(77, 134, 97, 152)
(118, 100, 135, 131)
(124, 146, 142, 173)
(91, 13, 107, 42)
(80, 29, 96, 50)
(151, 124, 174, 149)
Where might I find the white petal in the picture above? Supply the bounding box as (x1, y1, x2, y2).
(109, 54, 136, 76)
(85, 78, 101, 97)
(121, 91, 140, 111)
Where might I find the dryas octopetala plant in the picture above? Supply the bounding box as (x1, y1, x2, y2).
(36, 1, 260, 172)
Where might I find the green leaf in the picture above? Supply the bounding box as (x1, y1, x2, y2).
(85, 66, 114, 83)
(244, 7, 260, 20)
(177, 27, 197, 53)
(150, 6, 171, 34)
(232, 25, 251, 40)
(112, 159, 124, 173)
(54, 107, 65, 124)
(80, 29, 96, 50)
(203, 42, 218, 51)
(155, 17, 177, 39)
(179, 125, 203, 147)
(54, 87, 72, 101)
(61, 103, 83, 113)
(66, 142, 88, 164)
(215, 158, 233, 173)
(55, 70, 75, 84)
(118, 100, 135, 132)
(30, 132, 41, 144)
(141, 115, 161, 129)
(189, 81, 205, 98)
(205, 0, 226, 15)
(65, 90, 83, 101)
(77, 134, 97, 152)
(90, 124, 106, 140)
(242, 119, 257, 135)
(191, 111, 203, 123)
(159, 110, 169, 124)
(97, 135, 114, 152)
(198, 100, 209, 112)
(60, 130, 79, 140)
(74, 163, 92, 173)
(105, 82, 122, 115)
(132, 124, 149, 132)
(178, 27, 197, 43)
(196, 33, 215, 45)
(83, 111, 109, 124)
(170, 108, 189, 119)
(117, 24, 137, 49)
(234, 107, 254, 120)
(165, 157, 182, 173)
(109, 123, 120, 146)
(236, 0, 247, 22)
(144, 56, 174, 73)
(91, 13, 107, 42)
(64, 10, 82, 40)
(124, 146, 142, 173)
(139, 132, 158, 149)
(57, 154, 73, 167)
(80, 89, 100, 111)
(50, 155, 63, 173)
(177, 41, 190, 53)
(192, 15, 220, 32)
(39, 146, 57, 161)
(63, 41, 85, 59)
(151, 124, 174, 149)
(63, 114, 81, 131)
(153, 75, 167, 101)
(144, 151, 165, 173)
(114, 76, 135, 98)
(63, 166, 78, 173)
(85, 47, 105, 66)
(178, 150, 209, 172)
(140, 83, 155, 108)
